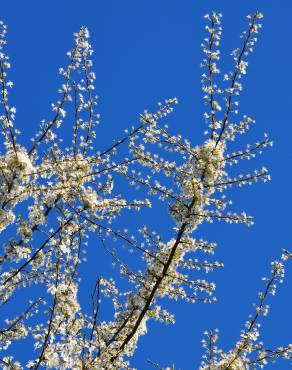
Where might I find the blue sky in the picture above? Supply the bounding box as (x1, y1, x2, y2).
(1, 1, 292, 369)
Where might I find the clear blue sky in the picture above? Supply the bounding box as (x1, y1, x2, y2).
(1, 1, 292, 369)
